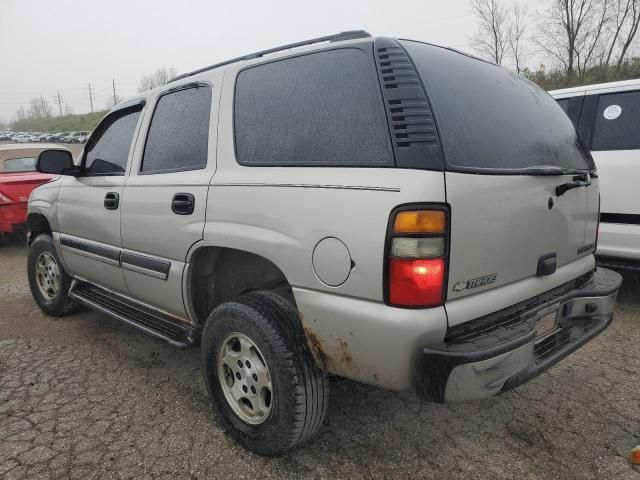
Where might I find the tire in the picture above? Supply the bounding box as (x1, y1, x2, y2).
(201, 290, 329, 456)
(0, 233, 11, 246)
(27, 234, 79, 317)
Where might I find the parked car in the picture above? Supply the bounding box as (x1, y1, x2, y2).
(0, 144, 65, 243)
(61, 132, 86, 143)
(550, 79, 640, 269)
(46, 133, 67, 142)
(76, 131, 91, 143)
(43, 133, 63, 142)
(28, 31, 621, 455)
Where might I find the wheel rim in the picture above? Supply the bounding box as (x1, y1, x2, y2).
(35, 251, 61, 301)
(217, 332, 273, 425)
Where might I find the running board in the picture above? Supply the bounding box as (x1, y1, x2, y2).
(69, 281, 193, 348)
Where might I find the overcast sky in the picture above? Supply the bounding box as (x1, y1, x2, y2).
(0, 0, 546, 124)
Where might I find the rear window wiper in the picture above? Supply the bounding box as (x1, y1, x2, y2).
(556, 174, 592, 196)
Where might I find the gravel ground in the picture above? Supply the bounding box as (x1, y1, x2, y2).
(1, 240, 639, 479)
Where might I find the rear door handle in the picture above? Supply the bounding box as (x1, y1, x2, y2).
(104, 192, 119, 210)
(171, 193, 195, 215)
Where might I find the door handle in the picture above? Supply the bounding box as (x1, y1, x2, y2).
(171, 193, 195, 215)
(104, 192, 120, 210)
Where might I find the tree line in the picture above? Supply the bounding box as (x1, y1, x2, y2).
(470, 0, 640, 89)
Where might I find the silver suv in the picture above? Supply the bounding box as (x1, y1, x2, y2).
(27, 31, 622, 455)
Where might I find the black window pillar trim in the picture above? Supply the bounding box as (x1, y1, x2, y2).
(372, 37, 445, 172)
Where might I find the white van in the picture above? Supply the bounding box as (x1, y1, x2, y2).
(551, 79, 640, 269)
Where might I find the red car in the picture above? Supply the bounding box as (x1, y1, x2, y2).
(0, 144, 64, 243)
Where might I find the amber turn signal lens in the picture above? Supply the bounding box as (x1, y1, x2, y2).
(393, 210, 446, 234)
(631, 446, 640, 465)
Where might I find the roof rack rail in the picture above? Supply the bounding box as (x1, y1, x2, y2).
(170, 30, 372, 83)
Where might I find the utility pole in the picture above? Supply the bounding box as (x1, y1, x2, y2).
(87, 83, 94, 113)
(112, 78, 117, 106)
(53, 92, 63, 116)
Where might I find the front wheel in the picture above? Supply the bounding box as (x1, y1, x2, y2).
(201, 291, 329, 456)
(27, 234, 78, 316)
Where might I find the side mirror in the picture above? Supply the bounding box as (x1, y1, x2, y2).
(36, 149, 79, 176)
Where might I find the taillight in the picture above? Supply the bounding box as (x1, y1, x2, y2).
(385, 206, 449, 308)
(0, 191, 13, 205)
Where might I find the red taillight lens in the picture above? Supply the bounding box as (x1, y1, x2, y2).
(389, 258, 445, 307)
(386, 207, 448, 308)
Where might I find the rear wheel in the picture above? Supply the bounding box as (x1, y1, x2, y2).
(201, 291, 329, 456)
(27, 234, 78, 316)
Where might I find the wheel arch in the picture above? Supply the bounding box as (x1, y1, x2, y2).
(27, 213, 52, 245)
(187, 245, 299, 331)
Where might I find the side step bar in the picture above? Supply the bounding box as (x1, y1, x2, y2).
(69, 281, 193, 348)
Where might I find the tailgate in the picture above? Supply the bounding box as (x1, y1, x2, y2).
(446, 173, 598, 301)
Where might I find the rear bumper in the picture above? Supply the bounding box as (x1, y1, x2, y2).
(416, 267, 622, 403)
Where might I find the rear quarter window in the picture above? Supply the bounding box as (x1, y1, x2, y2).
(3, 157, 37, 172)
(400, 40, 594, 172)
(591, 90, 640, 151)
(234, 47, 394, 167)
(555, 96, 584, 127)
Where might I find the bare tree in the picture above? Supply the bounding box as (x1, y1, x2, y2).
(575, 0, 610, 79)
(15, 107, 26, 122)
(137, 67, 179, 92)
(507, 1, 530, 73)
(534, 0, 611, 82)
(470, 0, 509, 64)
(28, 96, 52, 119)
(604, 0, 640, 68)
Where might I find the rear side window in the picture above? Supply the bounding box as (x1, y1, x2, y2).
(4, 157, 36, 172)
(555, 96, 584, 127)
(591, 91, 640, 151)
(234, 48, 394, 167)
(141, 85, 212, 173)
(401, 40, 594, 172)
(557, 98, 570, 113)
(84, 108, 141, 175)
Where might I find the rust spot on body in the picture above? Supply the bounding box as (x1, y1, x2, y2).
(302, 329, 354, 373)
(303, 327, 327, 370)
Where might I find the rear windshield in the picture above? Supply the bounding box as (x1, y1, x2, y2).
(400, 40, 594, 173)
(4, 157, 37, 172)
